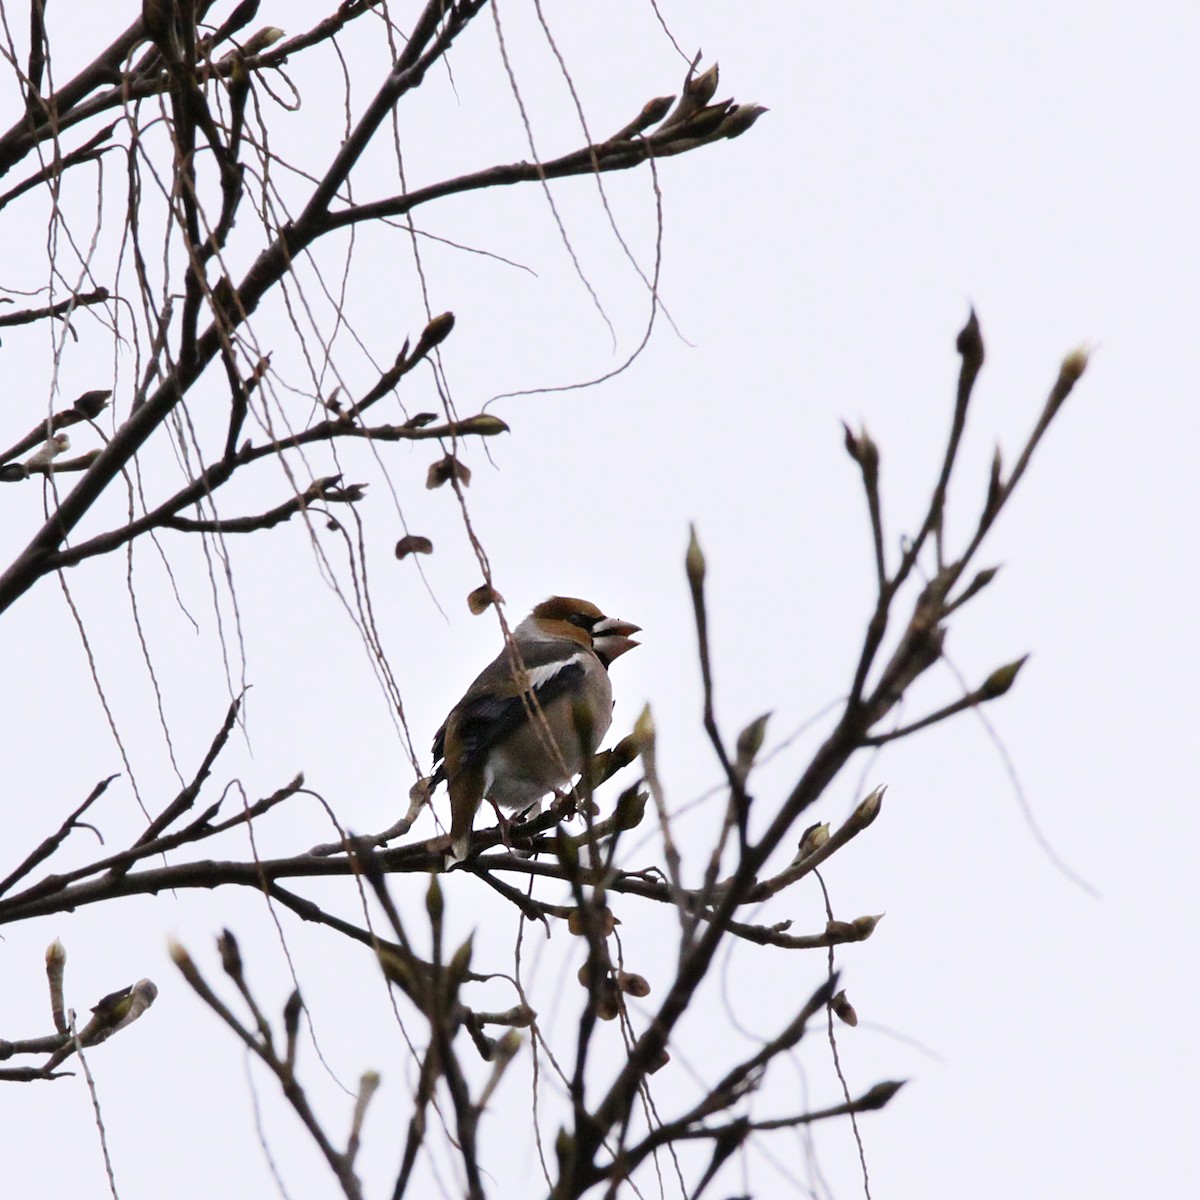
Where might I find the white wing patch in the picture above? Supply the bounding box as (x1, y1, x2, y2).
(524, 653, 587, 692)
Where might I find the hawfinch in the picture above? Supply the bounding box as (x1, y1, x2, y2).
(431, 596, 640, 862)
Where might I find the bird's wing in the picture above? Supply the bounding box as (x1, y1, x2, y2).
(448, 646, 590, 772)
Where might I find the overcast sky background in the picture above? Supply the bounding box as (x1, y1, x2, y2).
(1, 2, 1196, 1197)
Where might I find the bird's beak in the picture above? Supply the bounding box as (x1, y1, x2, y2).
(593, 617, 641, 663)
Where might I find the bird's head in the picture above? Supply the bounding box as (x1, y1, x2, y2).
(526, 596, 641, 665)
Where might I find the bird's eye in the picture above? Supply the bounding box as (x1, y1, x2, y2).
(567, 612, 595, 629)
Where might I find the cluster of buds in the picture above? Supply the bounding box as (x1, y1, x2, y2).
(568, 903, 655, 1051)
(575, 959, 651, 1023)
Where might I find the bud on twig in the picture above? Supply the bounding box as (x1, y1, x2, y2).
(455, 414, 509, 437)
(346, 1070, 381, 1166)
(72, 389, 111, 419)
(986, 446, 1004, 514)
(240, 26, 284, 56)
(854, 785, 885, 826)
(981, 654, 1029, 699)
(448, 933, 474, 984)
(716, 103, 768, 140)
(685, 524, 705, 588)
(831, 989, 858, 1027)
(23, 432, 69, 470)
(1060, 344, 1091, 385)
(851, 913, 884, 939)
(855, 1079, 906, 1110)
(734, 711, 770, 782)
(425, 876, 444, 924)
(45, 938, 67, 1034)
(283, 989, 303, 1071)
(168, 939, 194, 970)
(798, 822, 829, 857)
(218, 928, 243, 980)
(633, 703, 655, 754)
(415, 311, 455, 353)
(612, 784, 647, 831)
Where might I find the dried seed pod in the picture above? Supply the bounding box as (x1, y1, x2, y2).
(395, 535, 433, 559)
(467, 584, 503, 615)
(568, 906, 616, 937)
(426, 455, 471, 489)
(595, 981, 621, 1022)
(617, 971, 650, 998)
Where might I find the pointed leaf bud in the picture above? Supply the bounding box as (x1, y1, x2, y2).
(831, 989, 858, 1027)
(613, 784, 648, 831)
(957, 565, 1001, 610)
(633, 703, 655, 747)
(735, 712, 771, 780)
(851, 913, 884, 939)
(616, 94, 675, 138)
(685, 524, 705, 587)
(455, 414, 509, 437)
(981, 654, 1028, 699)
(717, 103, 768, 140)
(955, 308, 985, 367)
(798, 821, 830, 857)
(448, 933, 474, 983)
(857, 1079, 907, 1110)
(425, 876, 444, 924)
(416, 311, 455, 353)
(1060, 344, 1091, 385)
(72, 389, 111, 419)
(168, 939, 193, 969)
(218, 928, 243, 979)
(240, 26, 284, 56)
(986, 446, 1004, 513)
(112, 979, 157, 1031)
(283, 988, 303, 1061)
(854, 785, 885, 826)
(688, 63, 720, 106)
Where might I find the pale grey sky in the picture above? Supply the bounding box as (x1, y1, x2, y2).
(1, 3, 1196, 1197)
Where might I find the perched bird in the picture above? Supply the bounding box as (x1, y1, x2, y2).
(431, 596, 640, 862)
